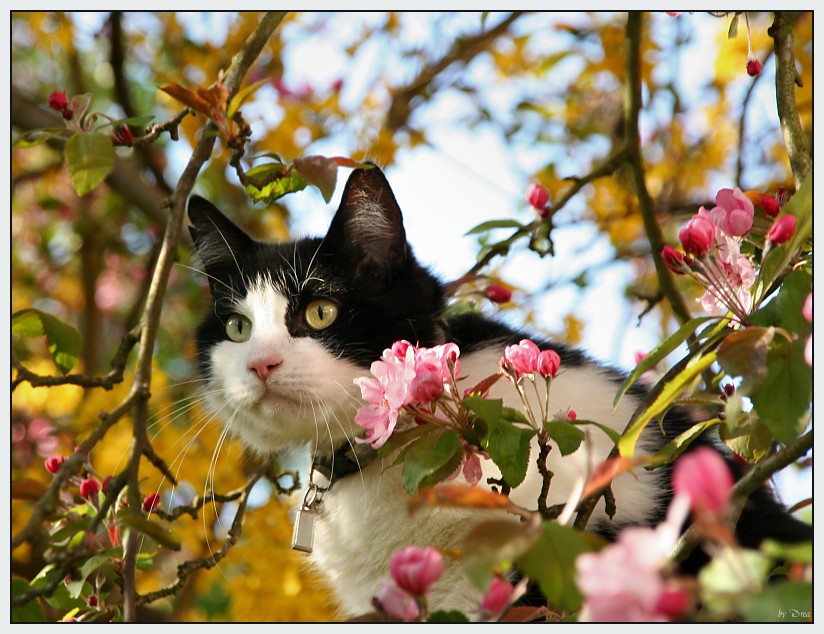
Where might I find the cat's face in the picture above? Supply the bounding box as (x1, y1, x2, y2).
(189, 166, 445, 455)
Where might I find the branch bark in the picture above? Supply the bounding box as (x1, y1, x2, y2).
(770, 12, 811, 188)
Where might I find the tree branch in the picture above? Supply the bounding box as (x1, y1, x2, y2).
(624, 12, 692, 328)
(770, 12, 811, 189)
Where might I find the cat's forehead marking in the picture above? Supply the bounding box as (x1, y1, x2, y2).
(236, 274, 290, 331)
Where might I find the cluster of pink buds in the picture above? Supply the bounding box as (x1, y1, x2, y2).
(48, 90, 74, 120)
(661, 187, 796, 320)
(499, 339, 561, 382)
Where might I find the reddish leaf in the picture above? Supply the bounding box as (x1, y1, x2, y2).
(582, 456, 639, 499)
(410, 484, 512, 514)
(464, 373, 502, 397)
(159, 83, 212, 116)
(294, 155, 339, 203)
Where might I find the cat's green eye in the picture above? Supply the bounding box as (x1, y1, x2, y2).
(305, 299, 339, 331)
(226, 314, 253, 342)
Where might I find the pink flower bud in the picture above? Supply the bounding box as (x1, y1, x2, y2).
(480, 577, 515, 618)
(566, 409, 577, 421)
(746, 58, 763, 77)
(86, 595, 99, 608)
(409, 371, 444, 404)
(376, 578, 420, 622)
(500, 339, 540, 379)
(485, 284, 512, 304)
(101, 475, 113, 495)
(678, 215, 715, 256)
(661, 245, 687, 275)
(537, 349, 561, 378)
(723, 382, 735, 397)
(525, 183, 550, 213)
(142, 492, 161, 513)
(79, 478, 100, 501)
(760, 195, 780, 217)
(803, 293, 812, 322)
(391, 339, 413, 359)
(389, 545, 444, 596)
(44, 455, 66, 474)
(767, 215, 796, 246)
(61, 108, 75, 121)
(672, 447, 733, 514)
(654, 586, 690, 619)
(48, 90, 69, 112)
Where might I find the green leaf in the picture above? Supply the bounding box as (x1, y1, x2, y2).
(64, 548, 121, 599)
(699, 546, 772, 615)
(646, 418, 721, 468)
(516, 522, 600, 612)
(227, 77, 269, 118)
(64, 131, 116, 196)
(716, 326, 774, 384)
(720, 405, 774, 463)
(13, 128, 66, 147)
(761, 539, 812, 565)
(244, 163, 308, 204)
(749, 269, 812, 336)
(119, 514, 181, 551)
(464, 219, 523, 236)
(614, 316, 721, 411)
(462, 520, 540, 590)
(11, 578, 47, 623)
(428, 610, 470, 623)
(12, 308, 82, 374)
(471, 399, 534, 487)
(294, 155, 338, 203)
(727, 13, 740, 38)
(740, 581, 812, 623)
(545, 421, 584, 456)
(401, 429, 463, 494)
(747, 337, 811, 445)
(618, 351, 717, 458)
(570, 419, 621, 445)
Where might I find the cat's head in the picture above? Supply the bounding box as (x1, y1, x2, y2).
(188, 166, 445, 455)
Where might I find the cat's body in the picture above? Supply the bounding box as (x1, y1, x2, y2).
(188, 166, 810, 618)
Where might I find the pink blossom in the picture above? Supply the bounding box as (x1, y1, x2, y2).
(537, 349, 561, 378)
(480, 577, 516, 619)
(698, 244, 755, 317)
(376, 578, 420, 622)
(500, 339, 540, 379)
(354, 342, 462, 448)
(679, 215, 715, 256)
(803, 293, 812, 322)
(447, 450, 486, 486)
(576, 496, 690, 622)
(767, 215, 796, 246)
(390, 546, 444, 596)
(671, 447, 734, 514)
(708, 188, 754, 237)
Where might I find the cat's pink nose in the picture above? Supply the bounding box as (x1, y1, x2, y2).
(247, 357, 282, 381)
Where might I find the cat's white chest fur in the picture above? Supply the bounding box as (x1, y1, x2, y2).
(305, 346, 664, 618)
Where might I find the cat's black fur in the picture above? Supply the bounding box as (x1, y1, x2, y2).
(189, 165, 811, 607)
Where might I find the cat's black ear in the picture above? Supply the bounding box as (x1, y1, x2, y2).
(325, 165, 408, 275)
(187, 196, 254, 290)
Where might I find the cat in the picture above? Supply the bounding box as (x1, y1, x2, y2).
(187, 165, 811, 619)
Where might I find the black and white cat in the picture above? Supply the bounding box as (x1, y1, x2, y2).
(188, 165, 810, 618)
